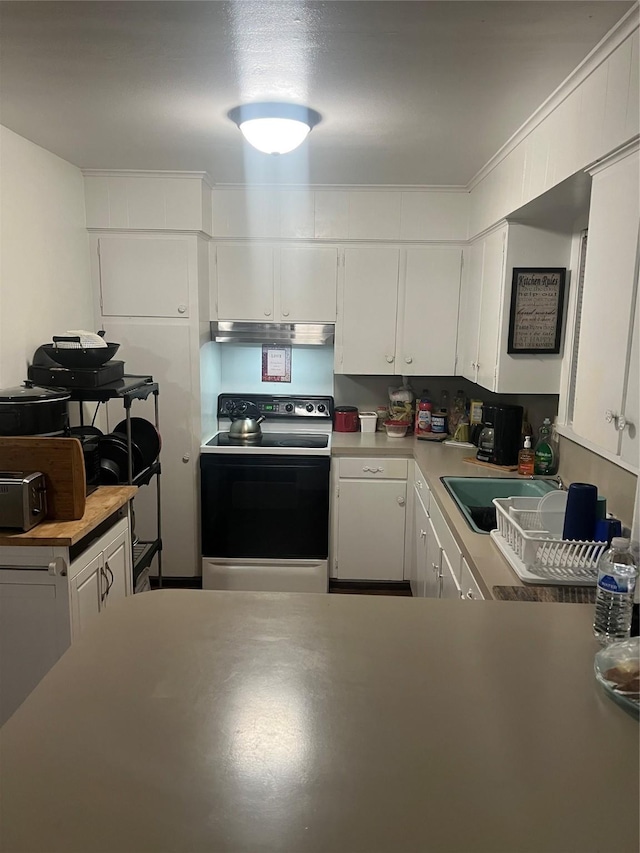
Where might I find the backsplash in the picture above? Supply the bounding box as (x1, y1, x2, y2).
(334, 374, 558, 436)
(218, 344, 334, 395)
(557, 436, 637, 531)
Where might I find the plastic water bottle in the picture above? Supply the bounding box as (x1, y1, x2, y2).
(593, 538, 638, 645)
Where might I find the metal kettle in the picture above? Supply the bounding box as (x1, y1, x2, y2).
(228, 401, 265, 440)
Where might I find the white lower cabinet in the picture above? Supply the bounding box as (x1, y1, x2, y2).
(332, 457, 408, 581)
(0, 513, 132, 725)
(411, 462, 484, 601)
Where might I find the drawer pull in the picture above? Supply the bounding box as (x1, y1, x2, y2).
(397, 496, 405, 506)
(362, 466, 384, 473)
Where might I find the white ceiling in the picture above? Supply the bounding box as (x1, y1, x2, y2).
(0, 1, 635, 186)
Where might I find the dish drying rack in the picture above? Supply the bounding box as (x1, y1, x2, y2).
(490, 496, 606, 586)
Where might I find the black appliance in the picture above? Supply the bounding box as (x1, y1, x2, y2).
(476, 403, 523, 466)
(200, 454, 330, 560)
(0, 384, 70, 436)
(200, 394, 333, 592)
(28, 360, 125, 389)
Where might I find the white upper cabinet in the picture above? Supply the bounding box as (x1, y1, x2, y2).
(572, 148, 639, 463)
(457, 240, 484, 383)
(338, 247, 400, 374)
(216, 245, 274, 321)
(337, 246, 463, 375)
(97, 235, 192, 318)
(215, 244, 337, 323)
(397, 247, 462, 375)
(457, 221, 571, 394)
(279, 247, 338, 322)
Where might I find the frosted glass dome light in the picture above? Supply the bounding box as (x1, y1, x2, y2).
(228, 103, 321, 155)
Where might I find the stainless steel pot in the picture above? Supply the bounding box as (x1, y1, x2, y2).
(229, 401, 265, 440)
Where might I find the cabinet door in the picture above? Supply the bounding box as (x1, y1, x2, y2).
(460, 556, 485, 601)
(0, 571, 71, 726)
(424, 515, 441, 599)
(573, 153, 640, 455)
(457, 242, 484, 383)
(279, 247, 338, 322)
(102, 529, 131, 604)
(105, 320, 199, 578)
(216, 245, 274, 321)
(98, 236, 192, 318)
(440, 549, 462, 600)
(476, 228, 506, 391)
(69, 555, 104, 641)
(339, 248, 399, 374)
(411, 490, 429, 597)
(620, 289, 639, 468)
(399, 247, 462, 375)
(335, 479, 406, 581)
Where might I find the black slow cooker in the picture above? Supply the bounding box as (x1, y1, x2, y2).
(0, 383, 70, 436)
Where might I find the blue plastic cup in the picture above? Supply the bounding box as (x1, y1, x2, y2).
(562, 482, 598, 541)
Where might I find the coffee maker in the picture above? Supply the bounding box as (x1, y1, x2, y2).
(476, 404, 523, 467)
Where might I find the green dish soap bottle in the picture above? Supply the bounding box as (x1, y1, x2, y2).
(534, 418, 555, 475)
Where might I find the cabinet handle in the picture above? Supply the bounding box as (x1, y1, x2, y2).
(405, 356, 412, 364)
(386, 355, 394, 363)
(416, 479, 422, 488)
(397, 496, 405, 506)
(177, 304, 187, 314)
(605, 410, 616, 424)
(264, 310, 272, 317)
(182, 454, 190, 463)
(282, 310, 290, 317)
(420, 529, 427, 539)
(617, 415, 629, 432)
(105, 562, 114, 595)
(100, 567, 108, 603)
(363, 466, 384, 473)
(466, 590, 475, 600)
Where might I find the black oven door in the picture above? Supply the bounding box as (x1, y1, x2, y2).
(200, 454, 330, 560)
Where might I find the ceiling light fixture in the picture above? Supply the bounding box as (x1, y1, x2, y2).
(228, 102, 321, 155)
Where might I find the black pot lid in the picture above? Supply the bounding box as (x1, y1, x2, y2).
(0, 383, 70, 403)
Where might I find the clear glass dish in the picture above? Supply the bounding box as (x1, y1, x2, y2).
(594, 636, 639, 718)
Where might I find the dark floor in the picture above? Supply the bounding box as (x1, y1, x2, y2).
(152, 578, 413, 596)
(329, 580, 413, 596)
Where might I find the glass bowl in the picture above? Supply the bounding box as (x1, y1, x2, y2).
(594, 636, 639, 718)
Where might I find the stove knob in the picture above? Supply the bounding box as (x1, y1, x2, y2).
(306, 403, 314, 413)
(317, 404, 326, 413)
(224, 400, 234, 413)
(285, 403, 294, 413)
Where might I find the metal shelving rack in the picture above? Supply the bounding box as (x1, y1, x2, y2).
(69, 375, 162, 589)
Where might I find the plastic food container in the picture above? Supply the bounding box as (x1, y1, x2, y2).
(384, 420, 409, 438)
(358, 412, 377, 433)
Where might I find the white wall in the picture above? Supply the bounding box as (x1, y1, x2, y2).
(0, 126, 93, 387)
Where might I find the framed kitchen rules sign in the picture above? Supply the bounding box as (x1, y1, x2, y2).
(262, 345, 291, 382)
(507, 268, 567, 354)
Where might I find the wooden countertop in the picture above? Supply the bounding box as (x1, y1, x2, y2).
(1, 591, 637, 853)
(0, 486, 137, 547)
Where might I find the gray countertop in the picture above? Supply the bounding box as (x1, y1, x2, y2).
(1, 590, 637, 853)
(331, 432, 543, 596)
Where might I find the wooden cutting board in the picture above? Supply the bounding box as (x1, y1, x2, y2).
(463, 456, 519, 472)
(0, 437, 86, 520)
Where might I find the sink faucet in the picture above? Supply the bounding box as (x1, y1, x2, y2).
(552, 475, 567, 490)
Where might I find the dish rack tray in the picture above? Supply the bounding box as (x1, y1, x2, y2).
(490, 496, 606, 586)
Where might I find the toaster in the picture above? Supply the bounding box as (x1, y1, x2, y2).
(0, 471, 47, 531)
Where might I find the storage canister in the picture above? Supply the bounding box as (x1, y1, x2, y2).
(334, 406, 359, 432)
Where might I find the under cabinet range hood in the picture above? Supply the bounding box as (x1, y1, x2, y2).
(210, 322, 334, 346)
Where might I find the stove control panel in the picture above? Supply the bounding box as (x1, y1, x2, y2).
(218, 394, 333, 419)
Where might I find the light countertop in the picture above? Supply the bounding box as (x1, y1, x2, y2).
(0, 486, 137, 547)
(331, 432, 544, 596)
(1, 590, 637, 853)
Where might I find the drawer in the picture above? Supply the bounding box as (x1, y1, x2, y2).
(460, 556, 485, 601)
(429, 497, 462, 581)
(339, 457, 408, 480)
(413, 461, 429, 497)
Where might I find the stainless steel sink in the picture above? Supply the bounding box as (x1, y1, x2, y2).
(440, 477, 559, 534)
